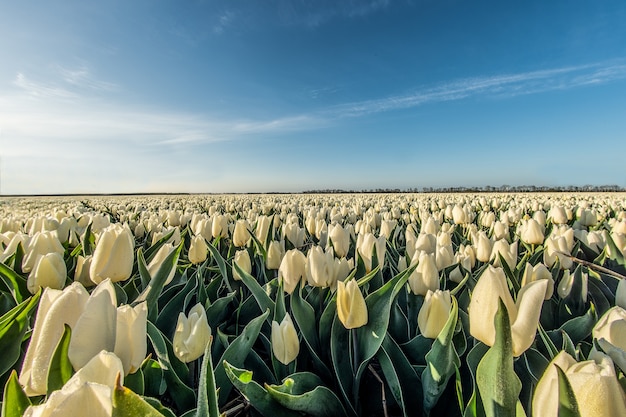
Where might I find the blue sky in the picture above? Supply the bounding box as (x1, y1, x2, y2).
(1, 0, 625, 194)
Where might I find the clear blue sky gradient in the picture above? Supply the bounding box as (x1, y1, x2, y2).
(1, 0, 625, 194)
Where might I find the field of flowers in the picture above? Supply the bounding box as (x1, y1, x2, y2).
(1, 192, 626, 417)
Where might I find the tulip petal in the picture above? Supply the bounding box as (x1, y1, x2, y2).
(512, 279, 548, 356)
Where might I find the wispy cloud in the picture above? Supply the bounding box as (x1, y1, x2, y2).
(327, 61, 626, 118)
(13, 73, 77, 99)
(275, 0, 393, 28)
(213, 11, 236, 34)
(56, 65, 118, 91)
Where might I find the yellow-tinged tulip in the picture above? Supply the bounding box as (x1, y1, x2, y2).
(520, 218, 544, 245)
(357, 233, 386, 273)
(328, 223, 350, 258)
(23, 350, 123, 417)
(271, 313, 300, 365)
(22, 231, 64, 273)
(617, 279, 626, 309)
(27, 252, 67, 294)
(255, 215, 273, 245)
(73, 255, 94, 287)
(469, 265, 548, 357)
(173, 303, 211, 363)
(521, 262, 554, 300)
(20, 283, 90, 396)
(232, 249, 252, 281)
(337, 279, 368, 329)
(532, 351, 626, 417)
(89, 224, 134, 284)
(114, 302, 148, 375)
(188, 235, 208, 265)
(592, 306, 626, 353)
(418, 290, 452, 338)
(232, 219, 251, 247)
(211, 214, 228, 239)
(68, 279, 117, 370)
(147, 243, 177, 286)
(266, 240, 284, 270)
(305, 245, 337, 288)
(278, 249, 306, 294)
(408, 253, 439, 296)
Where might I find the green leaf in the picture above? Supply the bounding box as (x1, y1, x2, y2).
(142, 359, 166, 398)
(476, 299, 522, 417)
(233, 261, 275, 321)
(47, 324, 74, 395)
(156, 274, 199, 337)
(196, 336, 220, 417)
(135, 242, 183, 322)
(124, 369, 145, 396)
(377, 334, 423, 417)
(0, 262, 29, 305)
(265, 374, 348, 417)
(555, 365, 581, 417)
(556, 302, 597, 345)
(112, 375, 164, 417)
(144, 228, 176, 262)
(2, 370, 31, 417)
(330, 314, 355, 415)
(206, 241, 233, 292)
(354, 267, 410, 381)
(422, 296, 461, 412)
(146, 321, 195, 412)
(223, 361, 300, 417)
(215, 309, 270, 405)
(0, 291, 41, 377)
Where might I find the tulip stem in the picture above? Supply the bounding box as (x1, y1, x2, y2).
(351, 328, 359, 374)
(368, 364, 389, 417)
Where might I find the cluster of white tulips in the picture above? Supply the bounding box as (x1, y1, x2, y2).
(1, 192, 626, 416)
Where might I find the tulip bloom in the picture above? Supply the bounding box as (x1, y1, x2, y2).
(278, 249, 307, 294)
(532, 351, 626, 417)
(357, 233, 386, 273)
(469, 266, 548, 357)
(337, 279, 368, 329)
(114, 302, 148, 375)
(266, 240, 284, 270)
(27, 252, 67, 294)
(418, 290, 452, 338)
(22, 231, 65, 273)
(328, 223, 350, 258)
(232, 250, 252, 281)
(271, 313, 300, 365)
(147, 243, 177, 286)
(408, 253, 439, 296)
(520, 218, 544, 245)
(305, 246, 337, 288)
(89, 223, 134, 284)
(188, 235, 208, 265)
(520, 262, 554, 299)
(592, 306, 626, 353)
(232, 219, 251, 247)
(173, 303, 211, 363)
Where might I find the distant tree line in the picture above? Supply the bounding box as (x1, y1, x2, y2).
(302, 185, 625, 194)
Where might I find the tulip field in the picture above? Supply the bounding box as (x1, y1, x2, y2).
(2, 192, 626, 416)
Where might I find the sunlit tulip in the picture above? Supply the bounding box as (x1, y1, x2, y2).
(232, 249, 252, 281)
(278, 249, 307, 294)
(23, 351, 123, 417)
(266, 240, 284, 270)
(418, 290, 452, 338)
(337, 279, 368, 329)
(548, 205, 568, 224)
(491, 220, 509, 241)
(22, 231, 64, 273)
(452, 204, 467, 224)
(474, 231, 492, 263)
(255, 215, 273, 245)
(578, 209, 597, 227)
(592, 306, 626, 354)
(305, 246, 337, 288)
(27, 252, 67, 294)
(379, 220, 397, 239)
(114, 302, 148, 375)
(173, 303, 211, 363)
(89, 223, 134, 284)
(335, 257, 354, 283)
(147, 243, 177, 286)
(232, 219, 251, 247)
(544, 234, 573, 269)
(490, 239, 517, 270)
(73, 255, 94, 287)
(556, 269, 588, 302)
(469, 265, 548, 356)
(211, 214, 229, 238)
(520, 262, 554, 299)
(271, 313, 300, 365)
(357, 233, 386, 272)
(414, 233, 436, 255)
(188, 235, 208, 264)
(283, 222, 305, 248)
(520, 218, 544, 245)
(20, 283, 90, 396)
(408, 253, 439, 296)
(68, 279, 117, 370)
(328, 223, 350, 258)
(532, 351, 626, 417)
